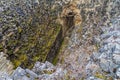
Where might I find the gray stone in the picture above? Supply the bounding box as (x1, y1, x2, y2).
(115, 43, 120, 50)
(116, 68, 120, 78)
(99, 58, 117, 73)
(25, 69, 38, 78)
(11, 67, 26, 80)
(0, 72, 12, 80)
(38, 74, 49, 80)
(5, 77, 13, 80)
(0, 77, 5, 80)
(21, 76, 30, 80)
(45, 61, 54, 68)
(87, 76, 102, 80)
(115, 38, 120, 44)
(34, 0, 39, 5)
(40, 64, 47, 70)
(114, 49, 120, 54)
(34, 62, 42, 68)
(32, 62, 46, 75)
(0, 7, 4, 12)
(113, 54, 120, 65)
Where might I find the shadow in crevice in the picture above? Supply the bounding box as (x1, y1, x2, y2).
(46, 3, 82, 63)
(46, 11, 76, 63)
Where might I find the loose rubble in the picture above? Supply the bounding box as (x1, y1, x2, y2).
(86, 16, 120, 80)
(0, 61, 67, 80)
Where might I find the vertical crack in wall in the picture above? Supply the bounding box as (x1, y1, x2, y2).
(46, 3, 82, 62)
(46, 2, 82, 64)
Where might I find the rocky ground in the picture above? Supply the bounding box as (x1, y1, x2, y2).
(57, 0, 120, 79)
(0, 0, 120, 80)
(86, 16, 120, 80)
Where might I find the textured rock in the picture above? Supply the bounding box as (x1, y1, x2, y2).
(11, 67, 26, 80)
(86, 16, 120, 79)
(57, 0, 120, 79)
(0, 52, 13, 75)
(0, 0, 62, 68)
(25, 69, 38, 79)
(86, 76, 102, 80)
(0, 61, 67, 80)
(113, 54, 120, 65)
(0, 72, 12, 80)
(116, 68, 120, 78)
(0, 0, 120, 80)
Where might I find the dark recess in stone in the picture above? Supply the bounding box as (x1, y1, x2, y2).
(46, 27, 64, 62)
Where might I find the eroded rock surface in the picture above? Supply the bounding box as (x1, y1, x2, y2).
(0, 0, 62, 68)
(0, 0, 120, 80)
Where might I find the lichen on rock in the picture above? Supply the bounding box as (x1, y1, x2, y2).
(0, 0, 63, 68)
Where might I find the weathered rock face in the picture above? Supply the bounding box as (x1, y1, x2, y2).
(0, 0, 120, 80)
(57, 0, 120, 79)
(0, 0, 63, 68)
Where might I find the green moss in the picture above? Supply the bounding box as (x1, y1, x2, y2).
(0, 44, 3, 52)
(5, 2, 63, 69)
(18, 27, 22, 33)
(13, 60, 21, 68)
(95, 72, 107, 79)
(19, 54, 28, 61)
(52, 36, 66, 65)
(33, 56, 40, 62)
(52, 55, 59, 65)
(7, 23, 61, 68)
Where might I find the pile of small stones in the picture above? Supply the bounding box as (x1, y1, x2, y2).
(86, 16, 120, 80)
(0, 61, 67, 80)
